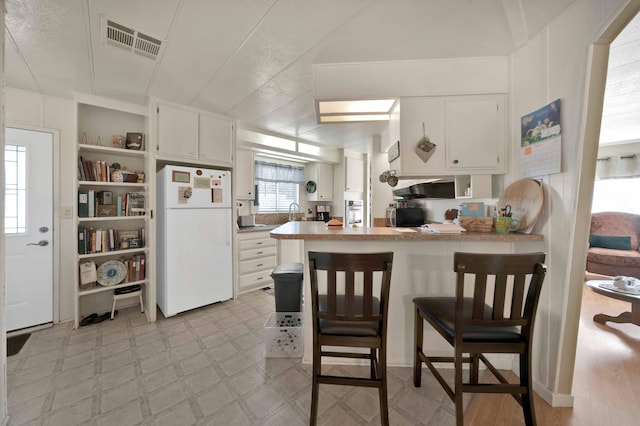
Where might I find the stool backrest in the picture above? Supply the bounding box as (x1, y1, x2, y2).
(308, 252, 393, 325)
(453, 252, 546, 334)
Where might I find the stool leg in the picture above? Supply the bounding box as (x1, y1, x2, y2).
(139, 293, 145, 313)
(413, 307, 423, 387)
(111, 298, 117, 320)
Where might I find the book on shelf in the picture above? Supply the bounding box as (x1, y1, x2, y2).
(121, 253, 146, 282)
(125, 192, 145, 216)
(78, 190, 89, 217)
(77, 156, 111, 182)
(88, 190, 95, 217)
(78, 226, 87, 254)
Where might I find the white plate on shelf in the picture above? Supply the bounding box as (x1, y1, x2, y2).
(96, 260, 127, 286)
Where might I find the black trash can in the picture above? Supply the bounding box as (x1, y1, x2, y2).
(271, 262, 303, 312)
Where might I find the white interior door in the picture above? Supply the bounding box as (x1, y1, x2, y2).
(5, 128, 54, 331)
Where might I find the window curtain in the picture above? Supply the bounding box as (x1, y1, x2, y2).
(254, 160, 305, 184)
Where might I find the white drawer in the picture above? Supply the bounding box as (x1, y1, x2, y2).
(239, 255, 277, 275)
(237, 230, 271, 241)
(238, 246, 277, 261)
(239, 269, 274, 290)
(238, 237, 276, 251)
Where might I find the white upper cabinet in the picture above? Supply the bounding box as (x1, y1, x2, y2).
(389, 95, 506, 177)
(306, 162, 333, 201)
(235, 149, 255, 200)
(199, 112, 233, 166)
(390, 97, 447, 176)
(155, 99, 233, 167)
(445, 96, 505, 172)
(345, 157, 364, 193)
(157, 103, 199, 160)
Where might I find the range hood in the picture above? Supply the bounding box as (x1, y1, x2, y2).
(392, 180, 455, 199)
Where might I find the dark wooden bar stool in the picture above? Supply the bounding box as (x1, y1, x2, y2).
(307, 251, 394, 426)
(413, 252, 547, 426)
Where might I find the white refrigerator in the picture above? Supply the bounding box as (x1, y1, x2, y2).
(156, 165, 233, 317)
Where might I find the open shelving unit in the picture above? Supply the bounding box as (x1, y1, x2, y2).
(73, 93, 155, 329)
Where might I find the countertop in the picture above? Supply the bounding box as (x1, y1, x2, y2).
(236, 224, 280, 233)
(270, 221, 544, 241)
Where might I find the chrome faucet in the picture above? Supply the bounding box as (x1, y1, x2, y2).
(288, 202, 300, 221)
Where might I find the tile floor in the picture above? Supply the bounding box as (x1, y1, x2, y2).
(7, 289, 457, 425)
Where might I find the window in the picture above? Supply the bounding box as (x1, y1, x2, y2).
(592, 177, 640, 214)
(255, 160, 304, 212)
(5, 144, 27, 234)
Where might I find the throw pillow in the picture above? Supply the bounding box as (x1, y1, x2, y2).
(589, 234, 632, 250)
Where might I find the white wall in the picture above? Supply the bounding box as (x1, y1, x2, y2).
(5, 88, 76, 323)
(509, 0, 630, 405)
(0, 5, 7, 423)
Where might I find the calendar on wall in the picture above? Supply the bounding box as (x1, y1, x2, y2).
(520, 99, 562, 178)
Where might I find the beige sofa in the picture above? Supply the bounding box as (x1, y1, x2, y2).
(586, 212, 640, 279)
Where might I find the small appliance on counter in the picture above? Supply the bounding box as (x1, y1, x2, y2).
(386, 206, 425, 227)
(237, 215, 256, 228)
(316, 204, 331, 222)
(345, 200, 364, 227)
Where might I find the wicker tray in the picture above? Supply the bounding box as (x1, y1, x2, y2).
(459, 216, 494, 233)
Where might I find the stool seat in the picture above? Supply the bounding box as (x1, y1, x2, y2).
(111, 289, 144, 319)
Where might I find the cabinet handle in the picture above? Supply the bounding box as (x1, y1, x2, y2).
(257, 251, 263, 254)
(257, 277, 263, 280)
(256, 242, 263, 245)
(453, 159, 459, 164)
(257, 263, 263, 267)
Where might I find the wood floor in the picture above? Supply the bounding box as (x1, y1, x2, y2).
(464, 283, 640, 426)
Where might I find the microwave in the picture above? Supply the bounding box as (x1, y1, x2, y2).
(385, 207, 424, 227)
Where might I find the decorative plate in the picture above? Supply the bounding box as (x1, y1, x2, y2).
(96, 260, 127, 286)
(306, 181, 317, 193)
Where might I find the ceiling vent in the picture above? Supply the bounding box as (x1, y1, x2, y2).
(102, 17, 163, 60)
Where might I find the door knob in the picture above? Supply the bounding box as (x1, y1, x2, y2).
(27, 240, 49, 246)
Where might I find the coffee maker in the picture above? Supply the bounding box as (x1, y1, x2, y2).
(316, 204, 331, 222)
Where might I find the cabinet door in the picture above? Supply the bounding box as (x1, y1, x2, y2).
(345, 157, 364, 192)
(317, 163, 333, 201)
(157, 103, 198, 159)
(445, 97, 505, 171)
(235, 149, 255, 199)
(392, 98, 447, 176)
(199, 113, 232, 166)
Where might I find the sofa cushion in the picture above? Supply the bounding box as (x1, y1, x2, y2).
(589, 234, 632, 250)
(590, 212, 640, 250)
(587, 247, 640, 270)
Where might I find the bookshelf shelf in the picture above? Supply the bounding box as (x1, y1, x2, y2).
(78, 247, 147, 260)
(79, 280, 147, 296)
(78, 144, 147, 158)
(74, 94, 154, 329)
(78, 181, 146, 188)
(78, 216, 146, 223)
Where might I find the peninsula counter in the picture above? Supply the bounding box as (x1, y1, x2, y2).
(271, 222, 544, 367)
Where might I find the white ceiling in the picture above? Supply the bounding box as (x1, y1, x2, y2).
(7, 0, 625, 152)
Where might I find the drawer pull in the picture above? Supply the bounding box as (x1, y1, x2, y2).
(256, 242, 263, 245)
(257, 251, 263, 254)
(257, 277, 263, 280)
(257, 263, 263, 267)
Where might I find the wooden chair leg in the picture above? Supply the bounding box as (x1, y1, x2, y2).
(454, 348, 464, 426)
(370, 348, 376, 379)
(413, 307, 423, 387)
(378, 347, 389, 426)
(470, 353, 479, 384)
(520, 352, 536, 426)
(310, 344, 321, 426)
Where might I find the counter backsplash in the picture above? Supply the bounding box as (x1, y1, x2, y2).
(255, 213, 343, 225)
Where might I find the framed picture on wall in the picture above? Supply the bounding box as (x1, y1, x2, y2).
(388, 141, 400, 162)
